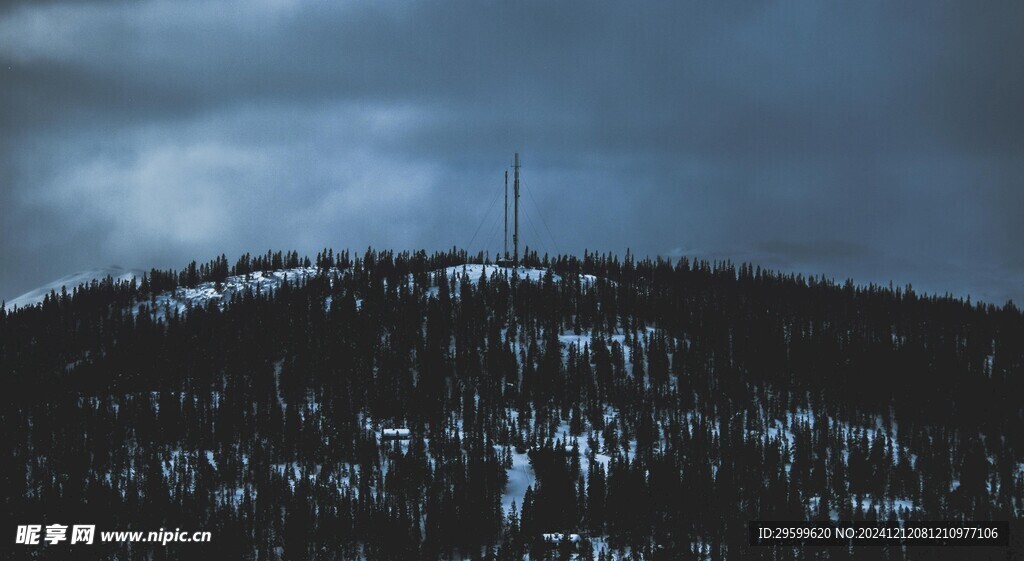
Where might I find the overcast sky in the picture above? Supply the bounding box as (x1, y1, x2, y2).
(2, 0, 1022, 304)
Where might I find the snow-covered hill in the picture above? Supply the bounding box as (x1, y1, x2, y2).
(3, 266, 145, 312)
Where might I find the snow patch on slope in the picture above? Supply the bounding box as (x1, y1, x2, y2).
(502, 449, 536, 516)
(135, 267, 328, 319)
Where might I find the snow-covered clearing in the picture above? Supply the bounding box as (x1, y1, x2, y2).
(135, 267, 331, 319)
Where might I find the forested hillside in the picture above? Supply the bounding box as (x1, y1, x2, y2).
(2, 248, 1022, 560)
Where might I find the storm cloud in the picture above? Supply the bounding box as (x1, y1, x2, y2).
(2, 0, 1022, 304)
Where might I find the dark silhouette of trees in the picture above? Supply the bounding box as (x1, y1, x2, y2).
(1, 248, 1021, 560)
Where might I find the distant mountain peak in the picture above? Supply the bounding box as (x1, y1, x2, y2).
(4, 266, 145, 311)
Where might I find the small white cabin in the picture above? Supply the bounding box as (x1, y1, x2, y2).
(541, 533, 581, 544)
(380, 428, 412, 440)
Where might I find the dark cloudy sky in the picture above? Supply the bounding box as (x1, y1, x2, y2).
(2, 0, 1022, 304)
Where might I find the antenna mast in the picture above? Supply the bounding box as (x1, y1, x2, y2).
(503, 169, 509, 260)
(513, 152, 520, 268)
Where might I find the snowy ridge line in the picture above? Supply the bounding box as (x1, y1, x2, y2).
(6, 262, 604, 316)
(427, 264, 603, 301)
(439, 263, 559, 283)
(135, 263, 600, 320)
(3, 266, 145, 311)
(436, 263, 604, 286)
